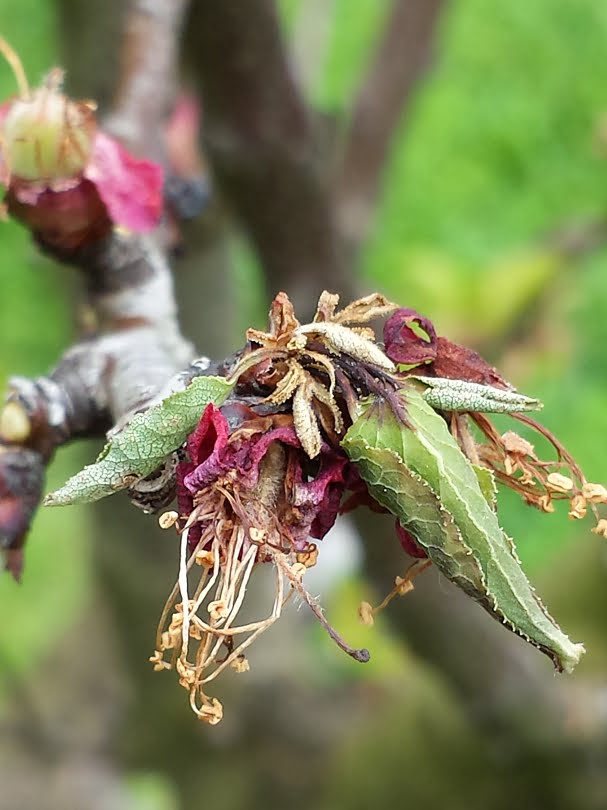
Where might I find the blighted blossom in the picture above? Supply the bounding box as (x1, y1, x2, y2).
(149, 291, 606, 723)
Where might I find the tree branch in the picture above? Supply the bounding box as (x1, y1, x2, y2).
(185, 0, 350, 315)
(104, 0, 189, 161)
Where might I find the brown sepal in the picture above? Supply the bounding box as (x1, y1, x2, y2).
(431, 337, 512, 389)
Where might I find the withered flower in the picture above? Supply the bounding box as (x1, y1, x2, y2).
(151, 293, 606, 723)
(152, 291, 404, 721)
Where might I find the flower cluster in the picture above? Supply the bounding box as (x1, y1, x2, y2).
(151, 292, 397, 721)
(151, 291, 606, 723)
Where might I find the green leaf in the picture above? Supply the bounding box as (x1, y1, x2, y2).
(473, 464, 497, 510)
(45, 375, 233, 506)
(414, 376, 542, 413)
(342, 384, 584, 673)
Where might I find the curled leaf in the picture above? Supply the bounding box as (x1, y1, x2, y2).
(296, 322, 396, 372)
(45, 375, 233, 506)
(414, 376, 542, 414)
(342, 385, 585, 674)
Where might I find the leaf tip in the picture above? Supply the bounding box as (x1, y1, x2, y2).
(558, 641, 585, 674)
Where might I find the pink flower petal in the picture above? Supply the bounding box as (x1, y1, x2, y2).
(292, 450, 349, 540)
(181, 404, 231, 494)
(395, 521, 428, 558)
(85, 131, 163, 232)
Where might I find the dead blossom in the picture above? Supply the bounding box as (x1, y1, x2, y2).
(237, 291, 398, 458)
(150, 292, 606, 724)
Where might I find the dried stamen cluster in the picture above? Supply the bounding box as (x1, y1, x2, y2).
(381, 307, 607, 537)
(469, 413, 607, 526)
(240, 291, 398, 456)
(152, 522, 290, 725)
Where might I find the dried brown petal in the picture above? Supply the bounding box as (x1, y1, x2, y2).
(297, 322, 396, 372)
(568, 494, 587, 520)
(350, 327, 377, 341)
(293, 383, 322, 459)
(502, 431, 536, 458)
(331, 292, 398, 325)
(314, 291, 340, 322)
(267, 360, 306, 405)
(592, 519, 607, 539)
(158, 510, 179, 529)
(581, 482, 607, 504)
(358, 601, 375, 627)
(433, 337, 512, 388)
(546, 473, 574, 494)
(269, 291, 300, 339)
(310, 378, 344, 434)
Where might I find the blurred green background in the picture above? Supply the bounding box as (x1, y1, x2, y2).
(1, 1, 607, 808)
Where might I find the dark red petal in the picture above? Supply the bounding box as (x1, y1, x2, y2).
(0, 447, 45, 581)
(383, 308, 437, 367)
(6, 179, 111, 250)
(290, 449, 349, 541)
(84, 132, 163, 232)
(182, 404, 231, 493)
(432, 337, 511, 388)
(395, 521, 428, 559)
(238, 425, 300, 489)
(188, 404, 230, 465)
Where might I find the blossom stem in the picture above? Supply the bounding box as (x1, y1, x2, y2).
(0, 36, 30, 99)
